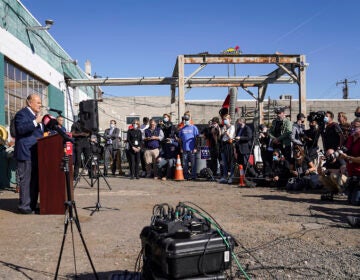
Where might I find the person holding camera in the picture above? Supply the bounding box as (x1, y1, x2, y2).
(287, 145, 316, 191)
(340, 118, 360, 206)
(269, 107, 292, 161)
(318, 148, 347, 201)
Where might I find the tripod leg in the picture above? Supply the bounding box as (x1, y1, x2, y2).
(96, 161, 112, 190)
(70, 221, 78, 278)
(72, 203, 99, 280)
(54, 214, 69, 279)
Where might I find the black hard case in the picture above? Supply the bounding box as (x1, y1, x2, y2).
(140, 226, 234, 279)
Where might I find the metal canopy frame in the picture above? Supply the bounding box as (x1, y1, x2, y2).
(66, 53, 307, 122)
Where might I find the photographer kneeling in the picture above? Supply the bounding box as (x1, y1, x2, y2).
(286, 145, 317, 191)
(318, 149, 347, 201)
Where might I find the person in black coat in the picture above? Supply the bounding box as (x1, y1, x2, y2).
(265, 149, 291, 188)
(127, 120, 142, 179)
(235, 117, 257, 177)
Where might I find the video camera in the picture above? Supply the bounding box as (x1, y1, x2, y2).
(307, 111, 326, 126)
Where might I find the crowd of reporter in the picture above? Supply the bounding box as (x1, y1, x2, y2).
(73, 106, 360, 227)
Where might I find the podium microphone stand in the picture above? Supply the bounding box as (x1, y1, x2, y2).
(54, 140, 98, 280)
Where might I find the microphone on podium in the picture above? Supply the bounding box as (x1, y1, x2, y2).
(42, 114, 74, 143)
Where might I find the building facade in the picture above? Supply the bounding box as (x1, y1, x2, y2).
(0, 0, 93, 133)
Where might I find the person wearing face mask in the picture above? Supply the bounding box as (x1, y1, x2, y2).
(234, 117, 257, 178)
(269, 107, 293, 161)
(265, 149, 290, 188)
(339, 118, 360, 206)
(144, 119, 164, 179)
(178, 114, 199, 180)
(158, 113, 174, 139)
(322, 111, 344, 151)
(158, 113, 176, 149)
(303, 119, 321, 161)
(103, 120, 121, 176)
(127, 120, 142, 179)
(291, 113, 306, 147)
(218, 114, 235, 184)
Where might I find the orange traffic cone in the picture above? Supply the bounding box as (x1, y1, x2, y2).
(238, 164, 246, 187)
(174, 155, 185, 181)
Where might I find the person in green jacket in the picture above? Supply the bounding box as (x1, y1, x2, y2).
(269, 107, 293, 161)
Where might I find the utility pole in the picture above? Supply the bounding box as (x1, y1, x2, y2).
(336, 78, 357, 99)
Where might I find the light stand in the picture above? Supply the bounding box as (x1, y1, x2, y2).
(54, 140, 98, 279)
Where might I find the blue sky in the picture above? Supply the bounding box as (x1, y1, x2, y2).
(20, 0, 360, 100)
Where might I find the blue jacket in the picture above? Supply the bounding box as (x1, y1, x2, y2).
(14, 107, 43, 161)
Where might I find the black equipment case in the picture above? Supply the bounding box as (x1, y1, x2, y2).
(140, 226, 234, 279)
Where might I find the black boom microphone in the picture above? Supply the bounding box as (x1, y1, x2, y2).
(44, 107, 63, 115)
(42, 114, 74, 143)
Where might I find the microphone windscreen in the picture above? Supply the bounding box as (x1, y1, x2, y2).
(42, 114, 58, 129)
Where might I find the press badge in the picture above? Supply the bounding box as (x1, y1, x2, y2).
(134, 140, 138, 146)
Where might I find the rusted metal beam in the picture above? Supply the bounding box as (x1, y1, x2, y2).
(183, 54, 301, 64)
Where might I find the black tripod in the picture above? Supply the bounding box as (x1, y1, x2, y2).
(83, 152, 119, 216)
(54, 143, 98, 279)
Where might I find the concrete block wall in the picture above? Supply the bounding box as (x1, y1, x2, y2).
(99, 97, 360, 131)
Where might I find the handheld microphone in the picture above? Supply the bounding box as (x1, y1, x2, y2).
(43, 107, 62, 115)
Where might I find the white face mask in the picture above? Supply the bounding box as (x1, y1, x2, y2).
(110, 124, 115, 128)
(163, 117, 169, 123)
(133, 124, 138, 129)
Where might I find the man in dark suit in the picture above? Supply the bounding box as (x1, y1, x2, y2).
(235, 117, 257, 177)
(14, 94, 43, 214)
(103, 120, 121, 176)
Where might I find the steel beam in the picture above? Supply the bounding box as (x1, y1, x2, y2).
(183, 54, 301, 64)
(67, 76, 294, 87)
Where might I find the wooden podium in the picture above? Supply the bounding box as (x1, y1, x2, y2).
(38, 133, 73, 215)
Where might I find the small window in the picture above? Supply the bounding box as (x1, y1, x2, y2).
(126, 116, 140, 125)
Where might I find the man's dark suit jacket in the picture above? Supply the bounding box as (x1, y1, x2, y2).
(235, 125, 253, 155)
(14, 107, 43, 161)
(104, 127, 121, 150)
